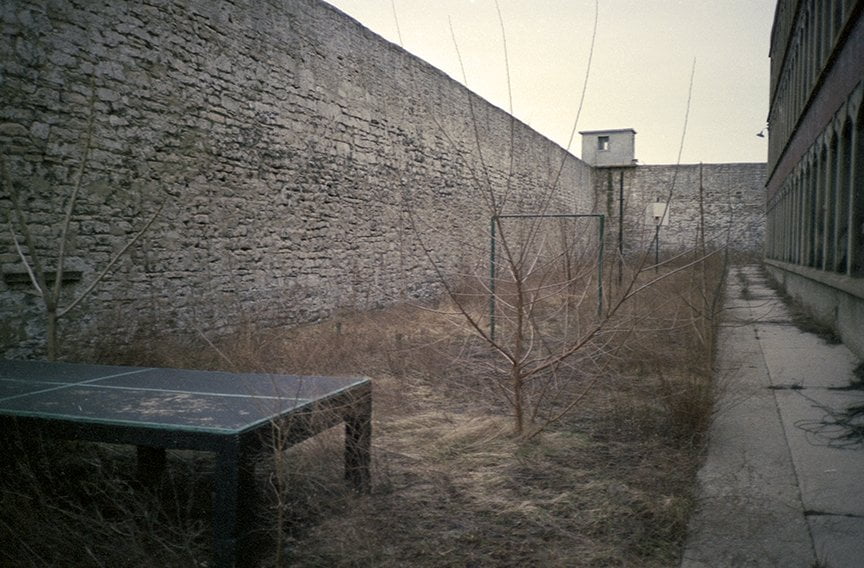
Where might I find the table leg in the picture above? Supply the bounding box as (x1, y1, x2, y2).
(136, 445, 166, 485)
(213, 438, 257, 568)
(344, 389, 372, 493)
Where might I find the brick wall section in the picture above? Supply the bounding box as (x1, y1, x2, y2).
(595, 163, 766, 256)
(0, 0, 595, 358)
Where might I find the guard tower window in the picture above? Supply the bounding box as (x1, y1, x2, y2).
(598, 136, 610, 151)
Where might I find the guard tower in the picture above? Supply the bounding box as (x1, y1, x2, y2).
(579, 128, 637, 167)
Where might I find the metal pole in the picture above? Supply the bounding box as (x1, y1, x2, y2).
(698, 162, 705, 255)
(598, 215, 605, 316)
(489, 216, 497, 341)
(618, 171, 624, 285)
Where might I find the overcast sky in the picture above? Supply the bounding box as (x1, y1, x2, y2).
(323, 0, 776, 165)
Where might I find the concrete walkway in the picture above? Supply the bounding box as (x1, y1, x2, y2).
(681, 264, 864, 568)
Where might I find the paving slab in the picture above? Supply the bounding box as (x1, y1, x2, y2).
(681, 318, 814, 567)
(681, 265, 864, 568)
(757, 326, 859, 389)
(809, 516, 864, 567)
(774, 388, 864, 517)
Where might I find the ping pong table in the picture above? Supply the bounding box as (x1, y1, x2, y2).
(0, 359, 372, 568)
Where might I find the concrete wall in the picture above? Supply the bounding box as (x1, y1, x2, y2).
(0, 0, 593, 359)
(594, 162, 766, 256)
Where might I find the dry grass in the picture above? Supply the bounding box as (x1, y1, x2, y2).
(1, 258, 726, 567)
(0, 434, 212, 567)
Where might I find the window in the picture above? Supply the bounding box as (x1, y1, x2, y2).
(598, 136, 610, 151)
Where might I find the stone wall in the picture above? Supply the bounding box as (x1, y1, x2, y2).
(0, 0, 594, 359)
(594, 162, 766, 256)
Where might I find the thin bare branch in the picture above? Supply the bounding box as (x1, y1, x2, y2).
(494, 0, 517, 212)
(623, 248, 724, 304)
(390, 0, 403, 47)
(53, 89, 96, 306)
(3, 165, 50, 304)
(59, 201, 163, 318)
(542, 0, 598, 213)
(7, 218, 43, 298)
(193, 322, 238, 371)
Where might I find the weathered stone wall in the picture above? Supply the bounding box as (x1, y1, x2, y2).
(0, 0, 594, 359)
(594, 163, 766, 256)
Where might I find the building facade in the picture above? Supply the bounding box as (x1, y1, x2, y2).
(764, 0, 864, 356)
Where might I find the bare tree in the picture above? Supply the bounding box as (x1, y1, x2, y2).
(406, 6, 722, 437)
(1, 105, 162, 360)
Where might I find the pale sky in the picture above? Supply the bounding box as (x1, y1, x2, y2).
(323, 0, 776, 165)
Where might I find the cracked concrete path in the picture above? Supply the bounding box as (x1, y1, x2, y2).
(681, 264, 864, 568)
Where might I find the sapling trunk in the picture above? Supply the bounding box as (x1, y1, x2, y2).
(2, 98, 162, 360)
(46, 308, 58, 362)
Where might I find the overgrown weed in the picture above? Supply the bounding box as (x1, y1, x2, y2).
(762, 268, 841, 343)
(0, 434, 210, 566)
(4, 258, 725, 566)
